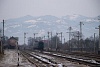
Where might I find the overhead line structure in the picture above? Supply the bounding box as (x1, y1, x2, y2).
(64, 38, 65, 44)
(66, 26, 73, 52)
(94, 33, 96, 53)
(56, 32, 63, 44)
(79, 22, 84, 52)
(56, 32, 58, 51)
(24, 32, 28, 49)
(95, 25, 100, 54)
(33, 33, 38, 39)
(73, 31, 80, 51)
(47, 31, 52, 50)
(55, 32, 63, 51)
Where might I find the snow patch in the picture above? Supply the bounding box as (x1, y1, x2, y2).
(57, 63, 63, 67)
(85, 19, 99, 22)
(10, 24, 20, 28)
(56, 20, 61, 23)
(25, 20, 37, 24)
(27, 25, 36, 28)
(37, 18, 42, 21)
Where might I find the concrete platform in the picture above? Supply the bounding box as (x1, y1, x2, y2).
(0, 49, 36, 67)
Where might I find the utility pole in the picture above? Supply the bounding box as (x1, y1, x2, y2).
(64, 38, 65, 44)
(94, 33, 96, 53)
(24, 32, 28, 45)
(48, 32, 50, 50)
(77, 31, 80, 52)
(99, 25, 100, 54)
(44, 36, 45, 41)
(67, 26, 73, 52)
(33, 33, 38, 39)
(79, 22, 84, 52)
(24, 32, 27, 49)
(50, 32, 52, 50)
(57, 32, 62, 44)
(47, 32, 52, 50)
(74, 31, 80, 51)
(96, 25, 100, 54)
(3, 20, 4, 43)
(61, 32, 62, 44)
(43, 36, 48, 40)
(56, 32, 58, 51)
(2, 20, 5, 54)
(24, 33, 26, 45)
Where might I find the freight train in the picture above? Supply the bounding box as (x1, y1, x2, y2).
(4, 36, 18, 49)
(33, 40, 44, 51)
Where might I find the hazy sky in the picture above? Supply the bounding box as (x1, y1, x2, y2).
(0, 0, 100, 21)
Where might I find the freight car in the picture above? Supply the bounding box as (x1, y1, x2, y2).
(33, 40, 44, 51)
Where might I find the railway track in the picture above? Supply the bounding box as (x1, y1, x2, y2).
(20, 50, 100, 67)
(47, 51, 100, 64)
(20, 51, 62, 67)
(42, 51, 100, 67)
(20, 51, 41, 67)
(61, 52, 100, 63)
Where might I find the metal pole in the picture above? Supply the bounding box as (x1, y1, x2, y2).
(44, 36, 45, 41)
(80, 22, 82, 52)
(69, 27, 72, 52)
(24, 33, 28, 49)
(17, 42, 19, 66)
(34, 33, 35, 39)
(80, 22, 84, 52)
(95, 25, 100, 54)
(3, 20, 4, 41)
(24, 33, 26, 49)
(99, 25, 100, 54)
(64, 38, 65, 44)
(77, 31, 80, 52)
(51, 32, 52, 50)
(0, 39, 2, 53)
(33, 33, 38, 39)
(61, 32, 62, 44)
(48, 32, 49, 50)
(94, 33, 96, 53)
(2, 20, 4, 54)
(56, 33, 58, 51)
(24, 33, 26, 45)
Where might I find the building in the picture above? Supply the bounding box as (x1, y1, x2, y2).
(7, 36, 18, 49)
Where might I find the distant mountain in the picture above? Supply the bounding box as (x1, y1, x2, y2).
(1, 15, 99, 44)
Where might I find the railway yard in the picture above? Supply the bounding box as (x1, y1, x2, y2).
(0, 49, 100, 67)
(0, 0, 100, 66)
